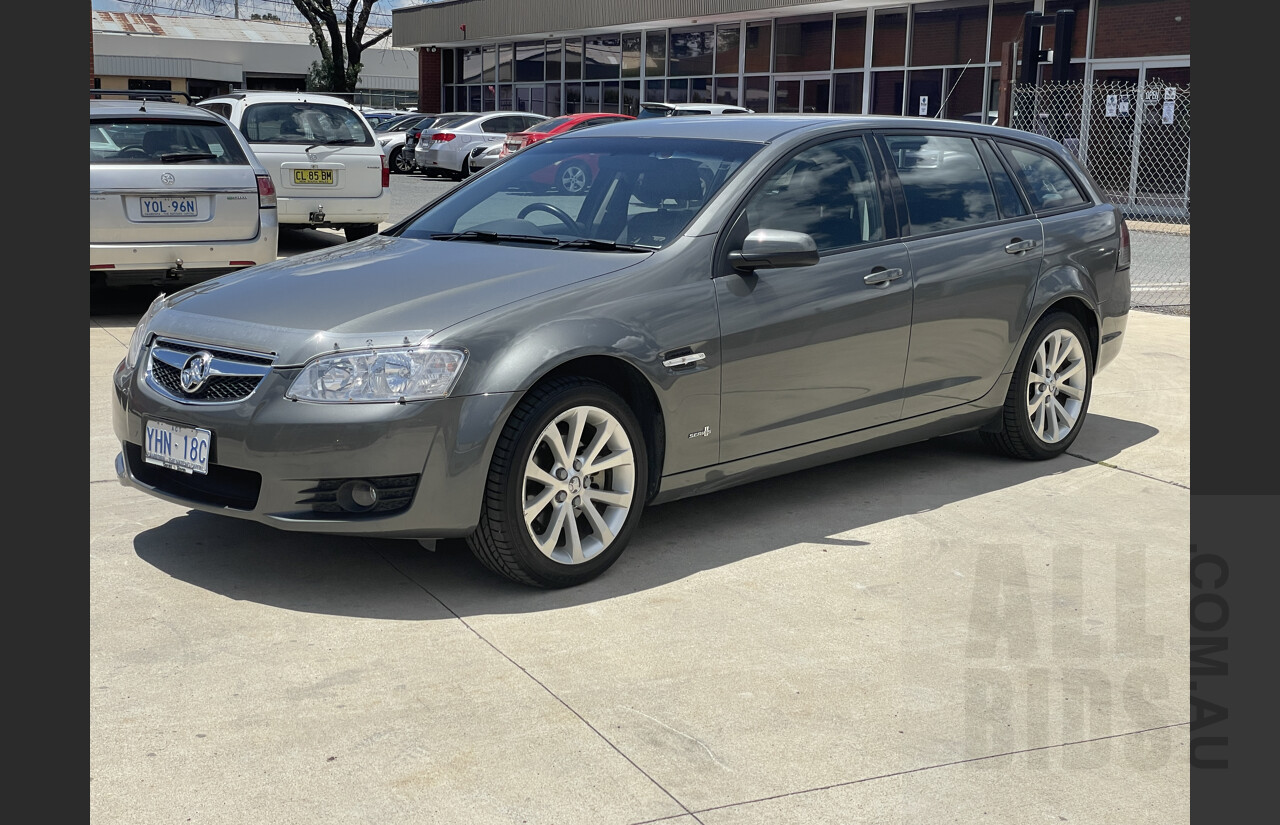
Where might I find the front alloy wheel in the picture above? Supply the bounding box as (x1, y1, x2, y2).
(467, 377, 648, 587)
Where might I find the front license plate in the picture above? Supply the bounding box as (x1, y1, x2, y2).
(145, 420, 212, 475)
(140, 196, 199, 218)
(293, 169, 335, 185)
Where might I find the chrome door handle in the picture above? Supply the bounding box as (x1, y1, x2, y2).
(864, 267, 904, 287)
(1005, 238, 1040, 253)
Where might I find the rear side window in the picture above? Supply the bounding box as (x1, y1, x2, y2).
(90, 118, 250, 165)
(200, 102, 233, 120)
(997, 143, 1088, 212)
(976, 140, 1030, 219)
(884, 134, 999, 235)
(240, 102, 373, 146)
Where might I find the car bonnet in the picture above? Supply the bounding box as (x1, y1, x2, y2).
(146, 235, 646, 366)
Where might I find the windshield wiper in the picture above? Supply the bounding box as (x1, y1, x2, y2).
(429, 230, 560, 246)
(555, 238, 651, 252)
(158, 152, 217, 163)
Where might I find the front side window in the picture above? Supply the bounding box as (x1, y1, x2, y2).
(739, 135, 885, 252)
(884, 134, 998, 234)
(241, 103, 373, 145)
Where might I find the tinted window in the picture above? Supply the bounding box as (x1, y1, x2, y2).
(241, 102, 373, 145)
(977, 139, 1029, 219)
(199, 102, 233, 119)
(884, 134, 998, 235)
(998, 143, 1088, 212)
(90, 117, 250, 165)
(742, 135, 885, 252)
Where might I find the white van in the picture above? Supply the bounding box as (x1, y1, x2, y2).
(198, 91, 389, 241)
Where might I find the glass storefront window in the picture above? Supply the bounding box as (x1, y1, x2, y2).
(602, 80, 620, 113)
(744, 22, 771, 73)
(990, 1, 1034, 62)
(546, 39, 562, 80)
(622, 32, 642, 78)
(545, 82, 562, 117)
(716, 24, 741, 75)
(497, 44, 513, 82)
(586, 33, 622, 80)
(910, 1, 988, 67)
(646, 31, 667, 77)
(870, 69, 905, 114)
(872, 8, 908, 68)
(515, 41, 542, 83)
(833, 72, 865, 113)
(715, 76, 740, 106)
(744, 76, 770, 111)
(460, 47, 482, 84)
(666, 78, 689, 103)
(622, 80, 641, 116)
(565, 81, 582, 114)
(834, 12, 867, 70)
(482, 45, 496, 83)
(906, 68, 943, 116)
(443, 48, 455, 84)
(689, 77, 711, 103)
(774, 14, 833, 74)
(646, 78, 664, 103)
(565, 37, 583, 80)
(583, 82, 601, 110)
(670, 26, 714, 77)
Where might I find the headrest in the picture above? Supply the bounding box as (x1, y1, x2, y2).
(633, 158, 706, 207)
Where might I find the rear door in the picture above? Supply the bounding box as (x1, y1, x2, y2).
(234, 101, 384, 199)
(876, 130, 1045, 418)
(89, 117, 263, 244)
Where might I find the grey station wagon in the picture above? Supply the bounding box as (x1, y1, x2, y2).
(112, 115, 1131, 588)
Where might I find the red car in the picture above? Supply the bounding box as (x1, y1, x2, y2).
(501, 112, 635, 193)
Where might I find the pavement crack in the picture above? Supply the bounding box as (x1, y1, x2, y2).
(621, 707, 732, 772)
(1067, 451, 1189, 490)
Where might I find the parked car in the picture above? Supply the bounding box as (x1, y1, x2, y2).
(361, 110, 416, 129)
(378, 114, 435, 174)
(90, 91, 278, 289)
(636, 102, 754, 118)
(112, 115, 1131, 589)
(403, 111, 477, 175)
(466, 142, 503, 175)
(414, 111, 549, 180)
(375, 112, 430, 134)
(498, 112, 637, 159)
(196, 91, 389, 242)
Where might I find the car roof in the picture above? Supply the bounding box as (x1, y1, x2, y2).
(90, 99, 226, 122)
(558, 113, 1032, 144)
(198, 91, 359, 108)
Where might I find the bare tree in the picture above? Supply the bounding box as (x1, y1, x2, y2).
(117, 1, 392, 94)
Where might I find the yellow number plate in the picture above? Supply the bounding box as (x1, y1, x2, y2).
(293, 169, 334, 185)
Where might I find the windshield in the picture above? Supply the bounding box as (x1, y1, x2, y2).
(393, 135, 761, 250)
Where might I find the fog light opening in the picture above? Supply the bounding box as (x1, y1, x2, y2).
(337, 480, 379, 512)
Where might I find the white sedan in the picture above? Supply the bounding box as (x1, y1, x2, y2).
(414, 111, 548, 180)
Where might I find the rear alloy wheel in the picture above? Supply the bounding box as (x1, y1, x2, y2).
(983, 312, 1093, 460)
(556, 160, 590, 194)
(389, 146, 415, 174)
(467, 377, 648, 588)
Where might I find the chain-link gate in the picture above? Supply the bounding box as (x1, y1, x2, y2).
(1010, 79, 1190, 315)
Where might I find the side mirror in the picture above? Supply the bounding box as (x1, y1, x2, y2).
(727, 228, 820, 271)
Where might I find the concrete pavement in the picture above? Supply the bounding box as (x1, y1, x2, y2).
(90, 308, 1190, 824)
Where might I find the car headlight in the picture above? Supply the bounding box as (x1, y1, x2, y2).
(287, 347, 466, 403)
(125, 293, 166, 370)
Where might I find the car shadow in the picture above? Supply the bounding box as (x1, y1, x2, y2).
(131, 414, 1159, 619)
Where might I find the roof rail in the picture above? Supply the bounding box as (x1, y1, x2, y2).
(90, 89, 193, 104)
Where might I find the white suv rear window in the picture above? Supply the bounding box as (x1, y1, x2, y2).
(241, 102, 373, 146)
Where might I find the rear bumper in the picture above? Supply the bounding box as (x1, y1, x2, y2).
(90, 220, 278, 286)
(276, 191, 389, 226)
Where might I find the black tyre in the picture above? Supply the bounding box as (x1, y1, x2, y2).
(983, 311, 1093, 460)
(467, 377, 648, 588)
(389, 146, 415, 174)
(344, 224, 380, 242)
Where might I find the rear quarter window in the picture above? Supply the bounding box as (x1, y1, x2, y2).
(241, 102, 374, 146)
(884, 134, 999, 235)
(997, 142, 1088, 212)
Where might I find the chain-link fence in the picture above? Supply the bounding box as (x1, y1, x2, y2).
(1010, 79, 1190, 315)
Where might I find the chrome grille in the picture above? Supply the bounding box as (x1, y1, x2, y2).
(145, 337, 275, 404)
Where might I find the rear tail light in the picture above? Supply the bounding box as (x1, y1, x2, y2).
(1117, 217, 1131, 270)
(381, 153, 390, 188)
(431, 133, 456, 142)
(256, 174, 277, 208)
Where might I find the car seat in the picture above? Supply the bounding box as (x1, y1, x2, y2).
(624, 158, 706, 247)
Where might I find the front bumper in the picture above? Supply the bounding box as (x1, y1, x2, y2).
(112, 356, 518, 539)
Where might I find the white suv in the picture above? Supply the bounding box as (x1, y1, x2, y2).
(198, 91, 389, 242)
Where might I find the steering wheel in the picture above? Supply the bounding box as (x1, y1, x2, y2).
(117, 147, 149, 158)
(517, 203, 580, 235)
